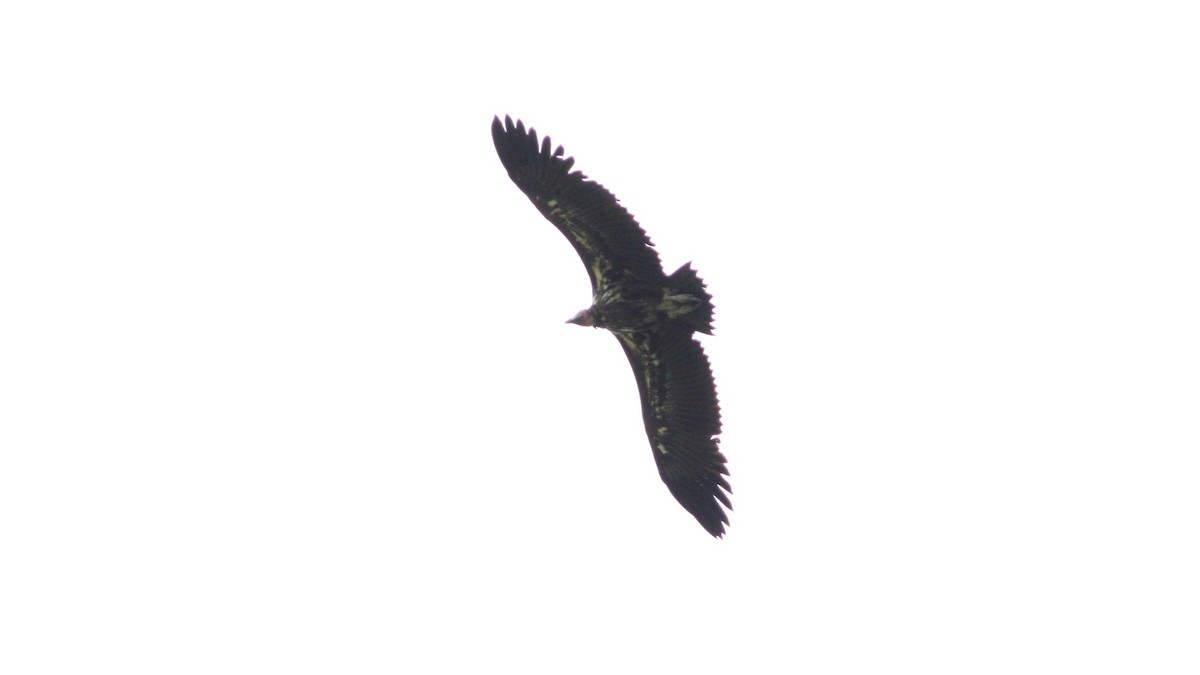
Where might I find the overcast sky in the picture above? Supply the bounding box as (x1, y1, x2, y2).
(2, 2, 1198, 673)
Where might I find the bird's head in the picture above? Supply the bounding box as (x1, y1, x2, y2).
(566, 307, 597, 327)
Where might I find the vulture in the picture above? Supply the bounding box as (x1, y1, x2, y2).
(491, 115, 731, 537)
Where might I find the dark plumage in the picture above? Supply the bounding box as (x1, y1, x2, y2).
(491, 115, 731, 537)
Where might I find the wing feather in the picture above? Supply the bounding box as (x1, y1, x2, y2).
(617, 328, 731, 537)
(492, 115, 665, 290)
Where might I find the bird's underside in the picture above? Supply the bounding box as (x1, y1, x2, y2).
(491, 115, 731, 537)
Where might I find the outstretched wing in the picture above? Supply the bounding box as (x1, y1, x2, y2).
(616, 327, 731, 537)
(491, 115, 664, 291)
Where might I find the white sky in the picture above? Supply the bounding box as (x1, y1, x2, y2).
(2, 2, 1198, 673)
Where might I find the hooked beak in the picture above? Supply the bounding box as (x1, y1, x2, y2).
(566, 308, 595, 327)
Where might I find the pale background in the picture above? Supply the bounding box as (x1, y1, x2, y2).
(2, 2, 1197, 673)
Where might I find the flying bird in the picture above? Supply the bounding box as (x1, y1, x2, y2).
(491, 115, 731, 537)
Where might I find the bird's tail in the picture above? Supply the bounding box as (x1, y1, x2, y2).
(667, 263, 715, 335)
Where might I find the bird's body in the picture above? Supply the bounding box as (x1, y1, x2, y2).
(491, 116, 731, 537)
(578, 265, 712, 334)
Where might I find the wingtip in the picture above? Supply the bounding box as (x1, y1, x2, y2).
(669, 480, 733, 538)
(703, 514, 730, 538)
(492, 114, 522, 135)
